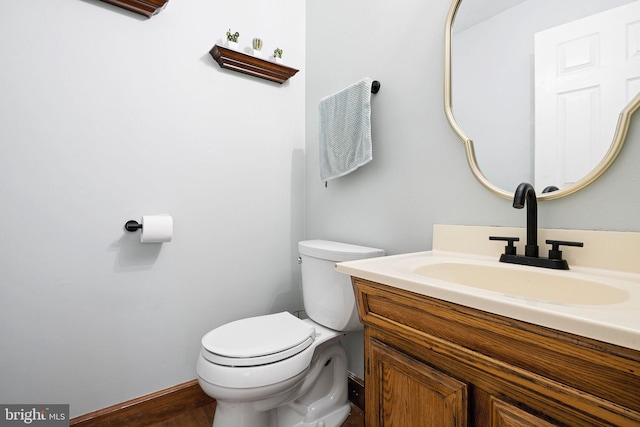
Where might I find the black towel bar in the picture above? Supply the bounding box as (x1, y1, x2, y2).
(371, 80, 381, 94)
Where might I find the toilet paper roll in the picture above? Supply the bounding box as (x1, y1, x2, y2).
(140, 214, 173, 243)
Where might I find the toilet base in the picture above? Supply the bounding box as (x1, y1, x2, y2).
(213, 407, 268, 427)
(275, 402, 350, 427)
(205, 370, 308, 427)
(205, 340, 351, 427)
(212, 401, 350, 427)
(271, 341, 350, 427)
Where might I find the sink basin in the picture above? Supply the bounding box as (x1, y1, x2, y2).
(413, 262, 629, 305)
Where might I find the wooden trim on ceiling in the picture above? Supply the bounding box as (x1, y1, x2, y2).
(99, 0, 169, 18)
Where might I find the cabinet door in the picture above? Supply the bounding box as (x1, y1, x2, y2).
(490, 397, 559, 427)
(367, 338, 468, 427)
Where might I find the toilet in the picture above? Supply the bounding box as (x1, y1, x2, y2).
(196, 240, 384, 427)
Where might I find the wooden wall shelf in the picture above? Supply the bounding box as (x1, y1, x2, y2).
(209, 45, 299, 84)
(99, 0, 168, 18)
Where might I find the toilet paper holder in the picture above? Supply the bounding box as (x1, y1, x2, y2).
(124, 220, 143, 232)
(124, 214, 173, 243)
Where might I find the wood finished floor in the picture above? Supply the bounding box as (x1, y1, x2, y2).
(149, 402, 364, 427)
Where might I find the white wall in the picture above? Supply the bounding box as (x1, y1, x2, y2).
(0, 0, 305, 417)
(3, 0, 640, 415)
(305, 0, 640, 378)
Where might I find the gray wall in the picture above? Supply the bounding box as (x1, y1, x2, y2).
(0, 0, 305, 417)
(305, 0, 640, 377)
(1, 0, 637, 415)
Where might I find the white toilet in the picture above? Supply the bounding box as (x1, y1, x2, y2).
(196, 240, 384, 427)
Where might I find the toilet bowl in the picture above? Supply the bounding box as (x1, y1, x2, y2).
(197, 240, 385, 427)
(197, 313, 350, 427)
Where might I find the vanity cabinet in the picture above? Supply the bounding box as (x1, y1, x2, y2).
(353, 278, 640, 427)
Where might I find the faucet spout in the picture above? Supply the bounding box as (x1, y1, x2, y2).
(492, 182, 580, 269)
(513, 182, 538, 258)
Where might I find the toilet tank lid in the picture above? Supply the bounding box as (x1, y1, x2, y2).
(298, 240, 385, 262)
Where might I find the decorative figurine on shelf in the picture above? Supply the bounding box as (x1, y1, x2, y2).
(252, 38, 263, 57)
(273, 47, 283, 63)
(226, 29, 240, 42)
(226, 29, 240, 50)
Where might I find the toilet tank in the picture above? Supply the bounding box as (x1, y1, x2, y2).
(298, 240, 384, 332)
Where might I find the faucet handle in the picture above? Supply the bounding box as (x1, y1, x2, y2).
(545, 239, 584, 260)
(489, 236, 520, 255)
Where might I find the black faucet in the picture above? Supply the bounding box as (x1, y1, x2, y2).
(489, 182, 583, 270)
(513, 182, 539, 258)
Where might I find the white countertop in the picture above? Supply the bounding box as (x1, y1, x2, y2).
(337, 225, 640, 351)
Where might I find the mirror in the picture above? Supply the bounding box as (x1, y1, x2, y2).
(445, 0, 640, 200)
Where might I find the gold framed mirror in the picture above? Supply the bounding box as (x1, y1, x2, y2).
(444, 0, 640, 200)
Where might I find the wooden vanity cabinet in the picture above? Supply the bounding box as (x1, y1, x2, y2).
(352, 278, 640, 427)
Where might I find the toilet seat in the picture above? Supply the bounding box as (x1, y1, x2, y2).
(201, 312, 316, 367)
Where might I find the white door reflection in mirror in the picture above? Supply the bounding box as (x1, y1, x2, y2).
(446, 0, 640, 200)
(534, 2, 640, 190)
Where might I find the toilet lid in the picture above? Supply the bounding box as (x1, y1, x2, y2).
(201, 312, 316, 366)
